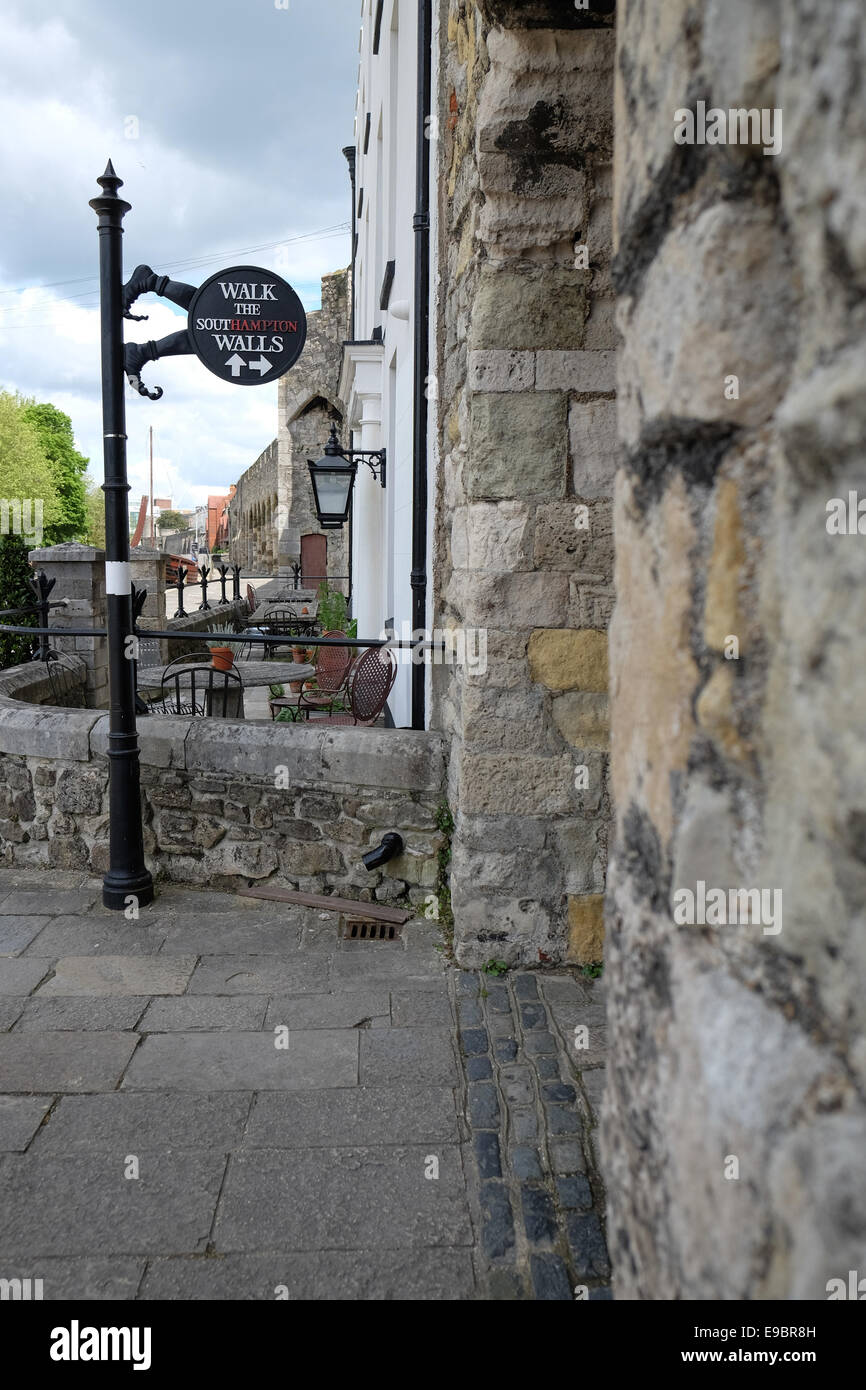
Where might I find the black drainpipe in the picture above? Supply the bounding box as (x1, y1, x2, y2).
(342, 145, 357, 607)
(411, 0, 432, 730)
(342, 145, 357, 341)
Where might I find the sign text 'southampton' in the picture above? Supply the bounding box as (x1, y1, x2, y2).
(188, 265, 307, 385)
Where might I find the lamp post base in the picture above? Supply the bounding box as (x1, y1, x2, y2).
(102, 869, 155, 912)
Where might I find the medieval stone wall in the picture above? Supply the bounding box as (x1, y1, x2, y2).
(278, 269, 350, 592)
(602, 0, 866, 1299)
(227, 271, 351, 587)
(433, 0, 616, 969)
(228, 439, 278, 573)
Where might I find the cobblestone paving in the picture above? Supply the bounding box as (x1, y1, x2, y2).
(0, 867, 609, 1300)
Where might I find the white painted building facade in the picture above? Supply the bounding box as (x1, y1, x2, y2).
(341, 0, 435, 729)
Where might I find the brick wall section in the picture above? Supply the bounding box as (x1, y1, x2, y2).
(433, 1, 616, 967)
(603, 0, 866, 1298)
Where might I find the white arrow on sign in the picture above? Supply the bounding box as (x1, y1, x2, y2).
(224, 353, 246, 377)
(250, 356, 273, 376)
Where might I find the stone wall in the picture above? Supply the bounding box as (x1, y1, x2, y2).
(433, 0, 616, 967)
(227, 270, 350, 590)
(279, 268, 350, 591)
(0, 695, 446, 902)
(228, 439, 278, 573)
(602, 0, 866, 1299)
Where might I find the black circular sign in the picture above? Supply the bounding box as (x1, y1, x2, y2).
(187, 265, 307, 385)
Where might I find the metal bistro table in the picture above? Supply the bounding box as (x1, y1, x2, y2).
(136, 660, 316, 720)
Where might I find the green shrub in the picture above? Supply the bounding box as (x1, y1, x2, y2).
(0, 535, 36, 669)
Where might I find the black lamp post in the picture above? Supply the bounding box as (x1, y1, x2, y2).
(89, 161, 154, 911)
(308, 424, 385, 530)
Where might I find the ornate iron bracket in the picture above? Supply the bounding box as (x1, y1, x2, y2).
(121, 264, 196, 400)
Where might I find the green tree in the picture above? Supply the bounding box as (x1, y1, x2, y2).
(0, 534, 36, 669)
(83, 477, 106, 548)
(157, 509, 188, 533)
(20, 400, 88, 542)
(0, 391, 62, 543)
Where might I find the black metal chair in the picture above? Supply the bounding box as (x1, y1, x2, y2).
(43, 651, 84, 709)
(159, 662, 244, 719)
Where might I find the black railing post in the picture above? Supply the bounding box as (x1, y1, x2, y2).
(217, 563, 228, 605)
(89, 161, 154, 911)
(176, 565, 187, 617)
(292, 562, 301, 590)
(231, 565, 241, 601)
(28, 570, 55, 662)
(199, 563, 211, 611)
(131, 582, 149, 715)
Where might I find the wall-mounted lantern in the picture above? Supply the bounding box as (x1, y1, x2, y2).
(307, 424, 386, 529)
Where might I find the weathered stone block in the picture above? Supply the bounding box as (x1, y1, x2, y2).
(533, 501, 613, 574)
(528, 629, 608, 693)
(451, 501, 531, 572)
(536, 350, 615, 393)
(569, 399, 619, 499)
(566, 895, 604, 964)
(467, 350, 534, 392)
(470, 266, 587, 350)
(552, 691, 610, 750)
(466, 392, 567, 500)
(459, 752, 574, 816)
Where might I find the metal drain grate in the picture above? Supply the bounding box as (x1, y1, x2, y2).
(340, 917, 399, 941)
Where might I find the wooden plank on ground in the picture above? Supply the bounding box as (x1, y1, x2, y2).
(237, 883, 411, 923)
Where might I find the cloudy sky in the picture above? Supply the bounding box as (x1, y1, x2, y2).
(0, 0, 359, 510)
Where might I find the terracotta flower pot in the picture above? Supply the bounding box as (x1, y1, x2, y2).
(210, 647, 234, 672)
(289, 680, 303, 693)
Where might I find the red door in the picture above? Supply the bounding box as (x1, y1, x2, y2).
(301, 533, 327, 590)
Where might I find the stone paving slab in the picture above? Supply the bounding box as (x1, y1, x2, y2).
(391, 989, 454, 1027)
(0, 1096, 52, 1150)
(359, 1026, 458, 1086)
(264, 990, 391, 1030)
(330, 952, 445, 989)
(23, 917, 167, 957)
(0, 997, 26, 1030)
(0, 916, 51, 955)
(0, 869, 608, 1300)
(187, 954, 328, 996)
(38, 955, 198, 997)
(31, 1092, 251, 1154)
(156, 917, 302, 955)
(244, 1084, 460, 1148)
(0, 889, 99, 916)
(122, 1031, 358, 1091)
(0, 1151, 226, 1256)
(139, 995, 269, 1032)
(213, 1145, 472, 1252)
(11, 1258, 146, 1301)
(139, 1249, 476, 1300)
(0, 957, 53, 995)
(0, 1031, 140, 1093)
(15, 997, 150, 1032)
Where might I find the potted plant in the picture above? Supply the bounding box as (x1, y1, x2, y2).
(205, 623, 241, 672)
